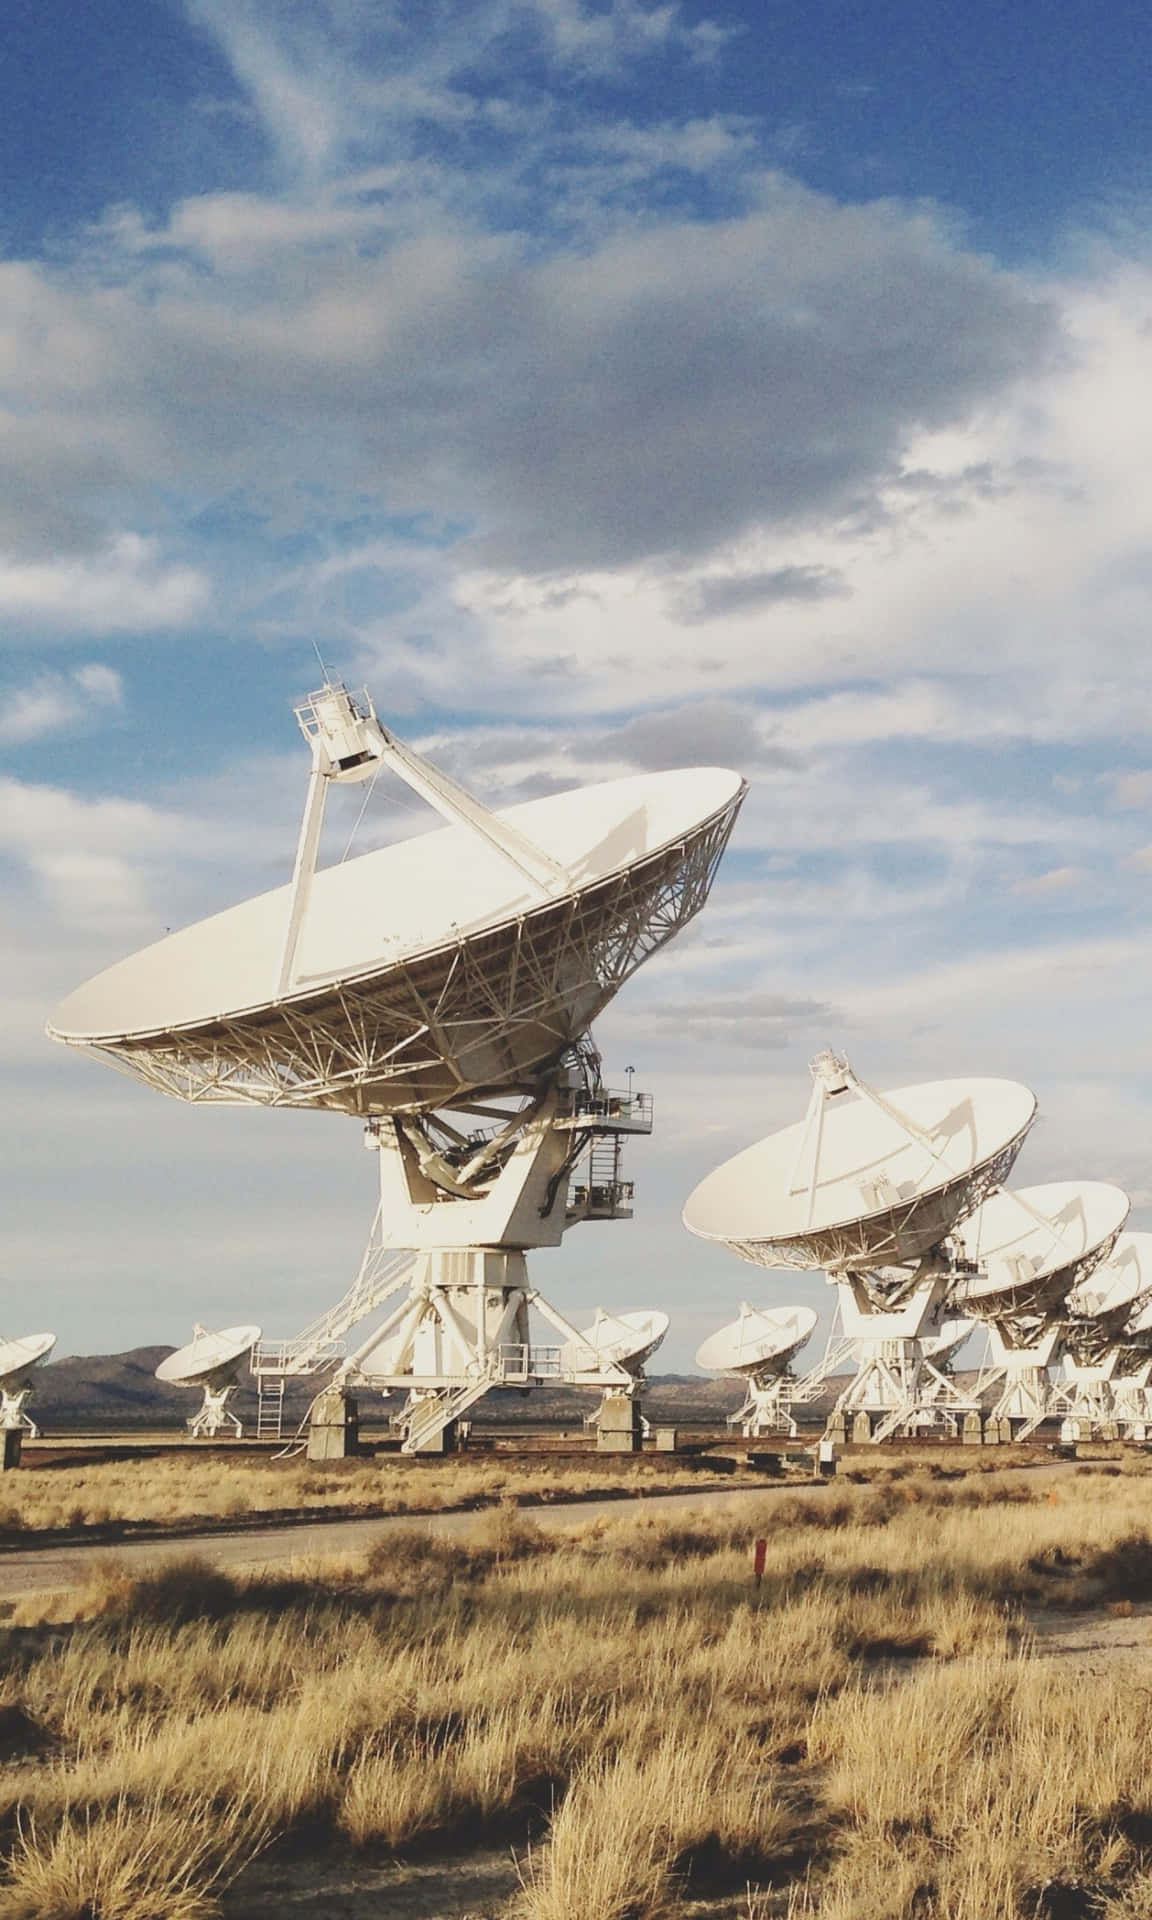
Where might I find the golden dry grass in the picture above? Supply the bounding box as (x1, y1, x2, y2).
(0, 1461, 1151, 1915)
(0, 1451, 716, 1536)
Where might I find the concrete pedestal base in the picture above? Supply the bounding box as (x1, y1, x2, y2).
(306, 1387, 359, 1461)
(597, 1394, 642, 1453)
(0, 1430, 22, 1471)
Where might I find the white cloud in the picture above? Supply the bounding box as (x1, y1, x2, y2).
(0, 537, 206, 633)
(0, 664, 122, 745)
(1012, 865, 1087, 895)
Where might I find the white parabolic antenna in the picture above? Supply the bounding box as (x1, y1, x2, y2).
(917, 1317, 973, 1365)
(683, 1056, 1037, 1271)
(565, 1309, 670, 1375)
(950, 1182, 1130, 1319)
(0, 1334, 56, 1391)
(1067, 1231, 1152, 1333)
(48, 682, 747, 1455)
(1118, 1289, 1152, 1364)
(48, 751, 745, 1116)
(156, 1324, 262, 1391)
(696, 1304, 818, 1376)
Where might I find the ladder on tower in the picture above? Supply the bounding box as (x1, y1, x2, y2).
(256, 1377, 286, 1441)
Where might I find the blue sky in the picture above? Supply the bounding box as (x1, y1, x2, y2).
(5, 0, 1152, 1374)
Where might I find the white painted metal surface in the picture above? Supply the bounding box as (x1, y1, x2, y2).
(695, 1304, 817, 1376)
(951, 1182, 1130, 1316)
(918, 1316, 974, 1364)
(48, 756, 745, 1116)
(0, 1333, 56, 1438)
(0, 1333, 56, 1388)
(156, 1324, 262, 1388)
(50, 680, 746, 1453)
(156, 1323, 262, 1441)
(683, 1053, 1036, 1271)
(565, 1308, 670, 1375)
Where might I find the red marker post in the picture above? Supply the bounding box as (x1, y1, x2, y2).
(753, 1537, 767, 1587)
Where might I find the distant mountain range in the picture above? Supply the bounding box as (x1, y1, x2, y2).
(25, 1348, 747, 1432)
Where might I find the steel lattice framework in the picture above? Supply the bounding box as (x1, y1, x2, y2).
(724, 1120, 1033, 1273)
(959, 1223, 1123, 1344)
(79, 795, 741, 1115)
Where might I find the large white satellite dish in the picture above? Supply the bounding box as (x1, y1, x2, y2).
(696, 1304, 818, 1377)
(52, 682, 745, 1454)
(49, 713, 744, 1118)
(1066, 1232, 1152, 1339)
(950, 1182, 1130, 1319)
(156, 1324, 261, 1440)
(0, 1333, 56, 1437)
(683, 1053, 1036, 1271)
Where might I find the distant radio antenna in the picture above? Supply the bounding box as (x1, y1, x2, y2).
(311, 640, 332, 680)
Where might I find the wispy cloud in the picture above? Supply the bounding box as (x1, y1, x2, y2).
(0, 665, 122, 745)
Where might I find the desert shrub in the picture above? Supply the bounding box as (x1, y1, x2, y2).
(0, 1794, 265, 1920)
(104, 1560, 242, 1629)
(1083, 1531, 1152, 1603)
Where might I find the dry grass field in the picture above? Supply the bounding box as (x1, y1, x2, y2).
(0, 1452, 720, 1537)
(0, 1455, 1149, 1917)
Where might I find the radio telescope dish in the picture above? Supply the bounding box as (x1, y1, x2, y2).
(566, 1308, 670, 1376)
(917, 1317, 972, 1365)
(1125, 1289, 1152, 1345)
(1067, 1232, 1152, 1332)
(950, 1183, 1130, 1320)
(157, 1324, 261, 1441)
(0, 1333, 56, 1438)
(696, 1304, 818, 1377)
(156, 1324, 262, 1389)
(0, 1333, 56, 1391)
(49, 750, 745, 1116)
(49, 681, 746, 1456)
(683, 1053, 1036, 1271)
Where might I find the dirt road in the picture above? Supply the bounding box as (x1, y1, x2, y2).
(0, 1481, 785, 1600)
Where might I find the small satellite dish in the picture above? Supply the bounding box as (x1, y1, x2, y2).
(683, 1053, 1037, 1271)
(48, 758, 745, 1117)
(156, 1324, 262, 1388)
(565, 1308, 670, 1376)
(156, 1325, 261, 1439)
(696, 1303, 818, 1377)
(0, 1333, 56, 1390)
(950, 1183, 1130, 1319)
(0, 1333, 56, 1437)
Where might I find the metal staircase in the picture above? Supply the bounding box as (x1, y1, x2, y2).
(250, 1231, 418, 1439)
(398, 1343, 567, 1452)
